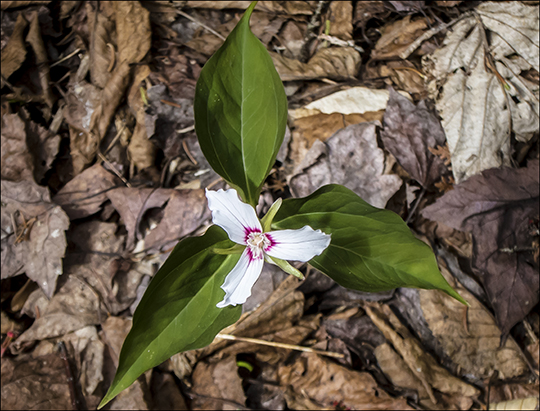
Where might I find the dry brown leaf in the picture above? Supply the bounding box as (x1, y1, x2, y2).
(127, 64, 155, 171)
(114, 2, 151, 66)
(101, 316, 132, 364)
(365, 303, 480, 402)
(105, 187, 209, 252)
(62, 326, 105, 396)
(0, 1, 50, 9)
(88, 2, 115, 89)
(106, 187, 173, 251)
(278, 353, 413, 410)
(1, 180, 69, 298)
(289, 122, 402, 209)
(214, 314, 321, 365)
(419, 262, 528, 380)
(110, 379, 150, 410)
(379, 61, 426, 96)
(92, 61, 131, 140)
(150, 372, 188, 410)
(1, 353, 72, 410)
(14, 276, 105, 347)
(89, 1, 151, 147)
(191, 356, 246, 410)
(328, 1, 353, 40)
(186, 1, 314, 15)
(289, 111, 384, 167)
(1, 310, 24, 334)
(171, 276, 303, 379)
(63, 79, 101, 174)
(0, 13, 28, 81)
(26, 124, 60, 183)
(272, 47, 361, 81)
(243, 264, 287, 312)
(26, 11, 55, 111)
(380, 88, 449, 188)
(53, 163, 122, 220)
(144, 84, 196, 159)
(490, 397, 539, 411)
(141, 188, 211, 252)
(63, 221, 142, 315)
(372, 16, 428, 60)
(1, 113, 34, 182)
(374, 342, 445, 409)
(489, 380, 540, 409)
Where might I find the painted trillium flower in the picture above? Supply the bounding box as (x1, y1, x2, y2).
(206, 188, 331, 308)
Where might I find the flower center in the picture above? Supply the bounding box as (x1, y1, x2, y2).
(246, 232, 269, 259)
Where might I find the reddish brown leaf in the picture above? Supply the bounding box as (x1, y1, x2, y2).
(422, 160, 539, 334)
(381, 88, 448, 188)
(53, 163, 122, 220)
(1, 354, 72, 410)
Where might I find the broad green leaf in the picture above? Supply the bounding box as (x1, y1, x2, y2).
(99, 226, 241, 408)
(272, 185, 467, 304)
(194, 1, 288, 207)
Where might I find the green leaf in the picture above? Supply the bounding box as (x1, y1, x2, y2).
(99, 226, 241, 408)
(194, 1, 288, 207)
(272, 185, 467, 305)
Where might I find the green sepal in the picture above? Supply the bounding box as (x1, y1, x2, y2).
(266, 255, 305, 280)
(261, 198, 282, 232)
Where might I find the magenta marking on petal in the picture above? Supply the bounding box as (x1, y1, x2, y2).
(246, 247, 263, 262)
(244, 226, 262, 243)
(263, 233, 278, 253)
(246, 248, 254, 262)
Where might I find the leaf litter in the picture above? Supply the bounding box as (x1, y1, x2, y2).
(1, 1, 538, 410)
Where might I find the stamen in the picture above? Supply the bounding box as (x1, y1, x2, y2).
(246, 232, 270, 260)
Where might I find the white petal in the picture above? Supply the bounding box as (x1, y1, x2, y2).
(206, 188, 261, 245)
(264, 226, 331, 262)
(216, 248, 264, 308)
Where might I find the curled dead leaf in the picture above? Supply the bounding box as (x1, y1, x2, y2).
(272, 47, 361, 81)
(0, 13, 28, 81)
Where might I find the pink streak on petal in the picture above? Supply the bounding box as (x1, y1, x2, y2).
(263, 233, 278, 253)
(244, 226, 262, 243)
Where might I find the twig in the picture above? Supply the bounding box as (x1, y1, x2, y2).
(206, 177, 223, 190)
(176, 9, 226, 41)
(182, 139, 198, 165)
(106, 43, 115, 72)
(400, 11, 473, 59)
(405, 187, 426, 224)
(97, 151, 131, 187)
(104, 123, 127, 155)
(216, 333, 345, 359)
(50, 48, 82, 68)
(161, 99, 183, 109)
(177, 125, 195, 134)
(57, 341, 81, 410)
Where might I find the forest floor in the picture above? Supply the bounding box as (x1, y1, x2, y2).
(1, 1, 539, 410)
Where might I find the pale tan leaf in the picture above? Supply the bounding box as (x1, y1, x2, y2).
(0, 13, 28, 80)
